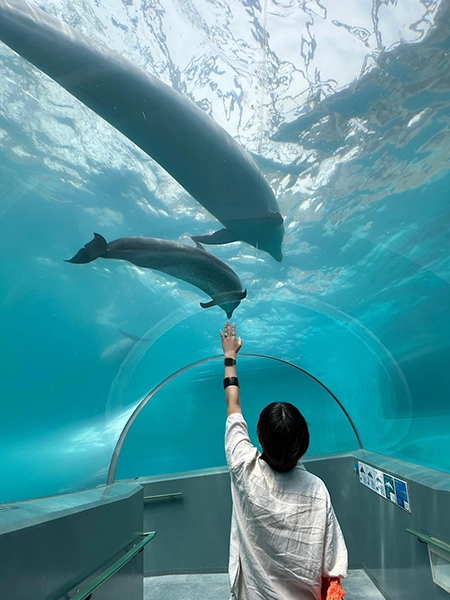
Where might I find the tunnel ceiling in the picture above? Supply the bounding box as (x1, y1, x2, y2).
(0, 0, 449, 502)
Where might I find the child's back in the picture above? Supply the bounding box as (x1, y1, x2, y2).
(226, 412, 347, 600)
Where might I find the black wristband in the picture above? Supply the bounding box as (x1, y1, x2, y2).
(224, 357, 236, 367)
(224, 377, 239, 389)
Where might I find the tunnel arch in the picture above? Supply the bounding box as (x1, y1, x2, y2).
(107, 352, 364, 484)
(105, 296, 413, 468)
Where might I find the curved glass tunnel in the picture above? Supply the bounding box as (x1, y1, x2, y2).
(0, 0, 449, 507)
(113, 355, 363, 481)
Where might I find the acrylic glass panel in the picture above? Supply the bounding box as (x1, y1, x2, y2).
(115, 356, 361, 480)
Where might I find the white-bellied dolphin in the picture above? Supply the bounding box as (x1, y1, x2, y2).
(0, 0, 284, 261)
(66, 234, 247, 318)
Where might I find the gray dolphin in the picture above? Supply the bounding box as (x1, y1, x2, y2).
(0, 0, 284, 261)
(66, 234, 247, 318)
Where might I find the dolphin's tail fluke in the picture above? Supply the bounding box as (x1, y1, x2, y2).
(65, 232, 108, 264)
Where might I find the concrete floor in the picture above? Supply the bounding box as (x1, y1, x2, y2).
(144, 569, 386, 599)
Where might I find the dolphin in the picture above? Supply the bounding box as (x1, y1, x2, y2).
(0, 0, 284, 261)
(66, 234, 247, 318)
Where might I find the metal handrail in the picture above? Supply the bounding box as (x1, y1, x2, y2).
(406, 528, 450, 553)
(144, 492, 183, 501)
(69, 531, 156, 600)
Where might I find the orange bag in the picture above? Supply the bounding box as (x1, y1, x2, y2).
(321, 577, 345, 600)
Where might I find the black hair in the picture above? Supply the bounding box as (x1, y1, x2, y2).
(257, 402, 310, 473)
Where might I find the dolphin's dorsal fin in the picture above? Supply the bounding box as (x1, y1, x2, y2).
(192, 228, 237, 246)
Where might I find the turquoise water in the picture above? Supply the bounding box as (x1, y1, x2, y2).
(0, 0, 449, 504)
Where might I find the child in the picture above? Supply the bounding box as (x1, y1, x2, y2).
(220, 322, 348, 600)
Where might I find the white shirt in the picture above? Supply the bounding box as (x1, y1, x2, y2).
(225, 413, 348, 600)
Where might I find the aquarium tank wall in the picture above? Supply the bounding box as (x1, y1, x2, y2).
(0, 0, 449, 505)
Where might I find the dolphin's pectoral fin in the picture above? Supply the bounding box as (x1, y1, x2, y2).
(266, 211, 284, 225)
(200, 300, 216, 310)
(199, 288, 248, 312)
(191, 237, 206, 251)
(65, 232, 108, 264)
(191, 228, 238, 246)
(119, 328, 151, 343)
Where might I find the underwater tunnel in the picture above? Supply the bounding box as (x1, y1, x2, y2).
(0, 0, 449, 598)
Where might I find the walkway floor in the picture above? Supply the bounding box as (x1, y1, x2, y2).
(144, 569, 386, 599)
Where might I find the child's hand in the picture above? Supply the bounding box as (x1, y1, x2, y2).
(220, 322, 243, 358)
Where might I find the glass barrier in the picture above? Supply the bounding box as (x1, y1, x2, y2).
(0, 0, 449, 504)
(115, 356, 361, 480)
